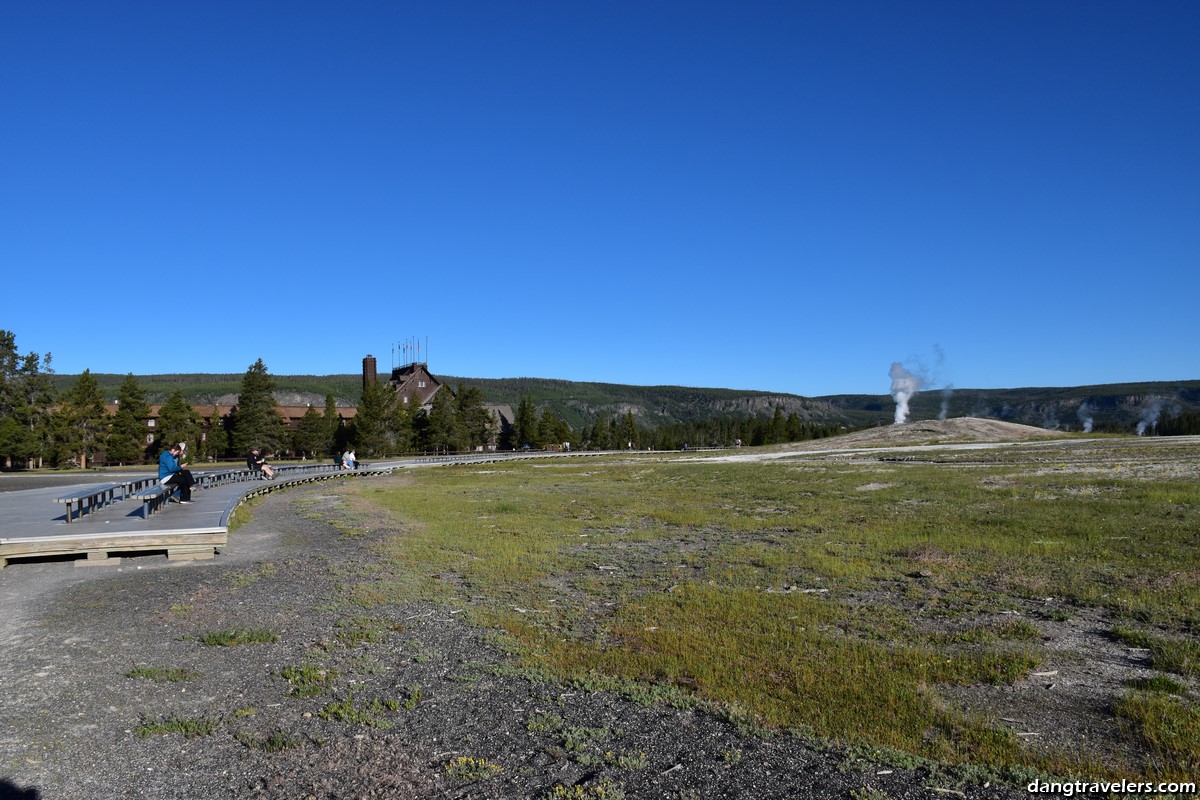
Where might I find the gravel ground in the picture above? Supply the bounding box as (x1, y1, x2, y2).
(0, 481, 1049, 800)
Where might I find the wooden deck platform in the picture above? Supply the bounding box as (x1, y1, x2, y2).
(2, 529, 229, 566)
(0, 451, 593, 569)
(0, 465, 395, 568)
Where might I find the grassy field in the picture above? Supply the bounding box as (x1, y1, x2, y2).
(329, 437, 1200, 783)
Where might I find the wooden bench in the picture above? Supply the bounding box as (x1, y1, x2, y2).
(53, 483, 125, 523)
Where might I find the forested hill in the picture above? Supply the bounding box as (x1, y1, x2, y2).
(452, 376, 1199, 432)
(49, 373, 366, 408)
(820, 380, 1200, 433)
(50, 373, 1200, 434)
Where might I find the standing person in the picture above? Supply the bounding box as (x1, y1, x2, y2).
(159, 443, 195, 504)
(246, 447, 275, 479)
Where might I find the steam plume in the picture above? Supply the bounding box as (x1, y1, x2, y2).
(1077, 401, 1093, 434)
(938, 385, 954, 421)
(1137, 397, 1164, 436)
(889, 362, 925, 424)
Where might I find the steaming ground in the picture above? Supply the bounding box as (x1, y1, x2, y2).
(791, 416, 1064, 448)
(687, 417, 1070, 463)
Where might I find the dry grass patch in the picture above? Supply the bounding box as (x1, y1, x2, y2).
(337, 444, 1200, 782)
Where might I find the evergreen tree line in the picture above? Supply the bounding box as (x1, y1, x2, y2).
(1, 334, 836, 468)
(1157, 409, 1200, 436)
(508, 394, 841, 451)
(0, 331, 505, 467)
(644, 408, 842, 450)
(7, 329, 1194, 468)
(0, 347, 315, 467)
(0, 331, 56, 469)
(350, 380, 495, 457)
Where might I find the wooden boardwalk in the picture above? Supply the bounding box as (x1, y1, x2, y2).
(0, 464, 394, 568)
(0, 450, 606, 569)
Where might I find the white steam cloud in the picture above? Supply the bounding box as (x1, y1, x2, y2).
(938, 385, 954, 421)
(1077, 401, 1093, 434)
(889, 362, 925, 425)
(1137, 397, 1164, 436)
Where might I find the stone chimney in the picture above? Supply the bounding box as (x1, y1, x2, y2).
(362, 355, 378, 390)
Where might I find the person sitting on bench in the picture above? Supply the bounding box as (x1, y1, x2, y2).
(159, 443, 195, 503)
(247, 447, 275, 479)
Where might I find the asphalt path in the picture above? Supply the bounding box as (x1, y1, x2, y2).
(0, 470, 157, 493)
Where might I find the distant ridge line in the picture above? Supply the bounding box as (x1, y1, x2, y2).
(47, 373, 1200, 433)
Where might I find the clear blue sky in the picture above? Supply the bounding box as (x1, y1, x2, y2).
(2, 1, 1197, 396)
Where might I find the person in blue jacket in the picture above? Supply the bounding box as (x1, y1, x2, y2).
(158, 443, 195, 503)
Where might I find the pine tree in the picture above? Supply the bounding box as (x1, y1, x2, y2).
(230, 359, 284, 455)
(538, 408, 571, 448)
(410, 407, 430, 452)
(323, 393, 341, 455)
(427, 389, 464, 453)
(768, 406, 786, 444)
(204, 408, 229, 460)
(59, 369, 109, 468)
(589, 417, 611, 450)
(785, 412, 803, 442)
(156, 390, 201, 456)
(0, 332, 38, 468)
(514, 394, 538, 449)
(106, 374, 151, 464)
(0, 330, 56, 469)
(749, 418, 768, 446)
(0, 415, 24, 468)
(389, 393, 415, 453)
(455, 384, 493, 451)
(294, 405, 327, 458)
(621, 410, 639, 449)
(354, 380, 398, 456)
